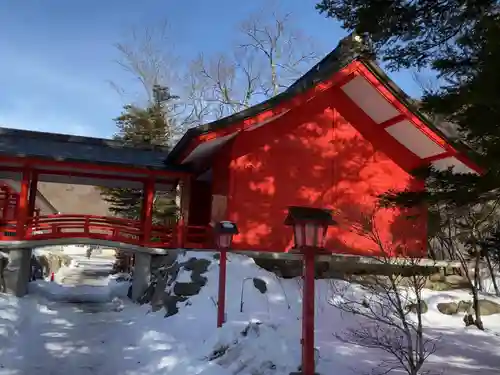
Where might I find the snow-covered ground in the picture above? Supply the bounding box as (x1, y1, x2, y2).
(0, 248, 498, 375)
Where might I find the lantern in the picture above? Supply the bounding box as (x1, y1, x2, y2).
(285, 206, 335, 375)
(284, 206, 335, 249)
(212, 220, 239, 328)
(213, 221, 239, 249)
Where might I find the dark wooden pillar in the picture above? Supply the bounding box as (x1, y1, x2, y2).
(27, 171, 38, 217)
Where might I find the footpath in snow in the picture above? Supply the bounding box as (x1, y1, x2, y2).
(0, 247, 498, 375)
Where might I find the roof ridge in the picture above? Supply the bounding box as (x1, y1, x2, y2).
(0, 127, 171, 153)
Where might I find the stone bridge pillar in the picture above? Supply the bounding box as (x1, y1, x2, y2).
(131, 252, 152, 301)
(6, 248, 32, 297)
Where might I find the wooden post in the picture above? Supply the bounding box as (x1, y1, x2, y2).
(301, 250, 316, 375)
(217, 248, 227, 328)
(141, 178, 155, 246)
(16, 168, 30, 239)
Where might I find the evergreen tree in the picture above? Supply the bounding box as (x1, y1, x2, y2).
(100, 86, 178, 225)
(317, 1, 500, 328)
(317, 1, 500, 207)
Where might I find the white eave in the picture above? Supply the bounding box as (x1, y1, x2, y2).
(340, 75, 477, 175)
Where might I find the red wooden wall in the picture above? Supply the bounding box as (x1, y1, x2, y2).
(222, 104, 426, 257)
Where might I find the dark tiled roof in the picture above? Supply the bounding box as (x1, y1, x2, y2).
(166, 34, 372, 163)
(0, 127, 185, 171)
(167, 33, 476, 165)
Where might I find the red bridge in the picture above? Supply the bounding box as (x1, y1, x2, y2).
(0, 128, 214, 252)
(0, 214, 210, 249)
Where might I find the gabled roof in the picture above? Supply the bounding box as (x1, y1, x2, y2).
(167, 34, 480, 175)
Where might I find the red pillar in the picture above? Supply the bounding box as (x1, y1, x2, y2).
(141, 178, 155, 246)
(176, 217, 185, 248)
(217, 248, 227, 327)
(301, 250, 316, 375)
(28, 171, 38, 217)
(16, 168, 30, 239)
(1, 186, 9, 221)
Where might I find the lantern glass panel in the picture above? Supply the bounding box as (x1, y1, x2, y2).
(304, 223, 317, 247)
(293, 223, 304, 248)
(316, 225, 326, 247)
(218, 233, 233, 249)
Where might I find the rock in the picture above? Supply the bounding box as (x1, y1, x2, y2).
(252, 278, 267, 294)
(437, 302, 458, 315)
(36, 252, 72, 277)
(173, 282, 202, 296)
(457, 300, 473, 313)
(191, 272, 208, 287)
(478, 299, 500, 315)
(405, 301, 428, 314)
(463, 313, 475, 326)
(151, 252, 179, 272)
(183, 257, 211, 274)
(241, 321, 263, 337)
(429, 273, 444, 282)
(127, 285, 132, 299)
(436, 299, 500, 316)
(163, 295, 180, 317)
(151, 278, 167, 312)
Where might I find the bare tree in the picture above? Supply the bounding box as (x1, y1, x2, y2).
(431, 200, 500, 329)
(111, 21, 179, 102)
(329, 212, 438, 375)
(183, 8, 321, 125)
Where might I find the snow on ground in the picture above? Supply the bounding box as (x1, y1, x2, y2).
(0, 247, 499, 375)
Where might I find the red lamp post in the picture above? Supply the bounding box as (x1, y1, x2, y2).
(285, 206, 336, 375)
(213, 220, 239, 328)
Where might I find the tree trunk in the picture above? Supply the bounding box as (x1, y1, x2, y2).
(472, 286, 484, 330)
(485, 253, 500, 296)
(473, 253, 484, 330)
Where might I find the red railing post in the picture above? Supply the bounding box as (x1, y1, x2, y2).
(84, 216, 90, 236)
(16, 167, 30, 239)
(141, 178, 155, 246)
(177, 218, 185, 248)
(1, 186, 9, 221)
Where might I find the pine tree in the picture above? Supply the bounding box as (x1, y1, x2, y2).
(317, 1, 500, 207)
(100, 86, 179, 226)
(317, 0, 500, 330)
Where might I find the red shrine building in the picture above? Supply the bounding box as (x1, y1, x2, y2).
(0, 35, 480, 259)
(168, 35, 479, 257)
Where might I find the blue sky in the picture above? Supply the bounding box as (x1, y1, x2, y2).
(0, 0, 424, 139)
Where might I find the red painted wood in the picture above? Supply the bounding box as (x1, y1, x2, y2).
(0, 213, 209, 248)
(217, 248, 227, 327)
(141, 179, 155, 245)
(0, 155, 190, 179)
(16, 168, 30, 239)
(302, 250, 316, 375)
(228, 99, 427, 256)
(177, 62, 363, 164)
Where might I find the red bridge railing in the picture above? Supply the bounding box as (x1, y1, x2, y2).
(0, 214, 211, 249)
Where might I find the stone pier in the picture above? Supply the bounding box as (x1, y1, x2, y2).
(131, 252, 152, 301)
